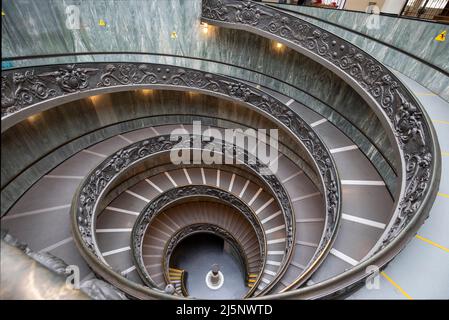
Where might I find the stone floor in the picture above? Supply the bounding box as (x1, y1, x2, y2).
(171, 233, 248, 299)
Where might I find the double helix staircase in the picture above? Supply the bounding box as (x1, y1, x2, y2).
(0, 0, 441, 300)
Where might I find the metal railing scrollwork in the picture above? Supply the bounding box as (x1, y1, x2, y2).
(68, 133, 311, 297)
(200, 0, 440, 297)
(1, 62, 341, 298)
(131, 185, 267, 298)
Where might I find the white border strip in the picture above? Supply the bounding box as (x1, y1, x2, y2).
(266, 224, 286, 234)
(121, 265, 136, 276)
(239, 180, 250, 198)
(82, 149, 106, 158)
(39, 237, 73, 252)
(126, 190, 150, 202)
(44, 175, 84, 179)
(164, 172, 178, 187)
(248, 188, 263, 206)
(291, 192, 320, 202)
(330, 248, 358, 266)
(105, 206, 139, 216)
(310, 118, 327, 127)
(145, 179, 163, 193)
(102, 246, 131, 257)
(281, 171, 303, 184)
(183, 168, 192, 184)
(256, 198, 274, 214)
(96, 228, 132, 233)
(118, 134, 133, 144)
(2, 204, 71, 220)
(330, 145, 358, 154)
(341, 180, 385, 186)
(261, 210, 282, 224)
(342, 213, 386, 229)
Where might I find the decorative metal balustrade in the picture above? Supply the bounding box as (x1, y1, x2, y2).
(131, 185, 267, 297)
(200, 0, 440, 297)
(71, 132, 332, 297)
(1, 62, 341, 298)
(0, 0, 441, 299)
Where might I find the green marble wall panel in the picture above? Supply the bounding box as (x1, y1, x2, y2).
(1, 86, 397, 215)
(1, 0, 398, 195)
(272, 4, 449, 101)
(1, 91, 320, 214)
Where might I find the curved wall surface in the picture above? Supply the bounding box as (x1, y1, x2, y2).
(1, 0, 445, 300)
(1, 90, 318, 214)
(272, 4, 449, 101)
(1, 0, 398, 182)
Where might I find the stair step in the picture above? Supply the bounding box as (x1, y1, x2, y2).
(247, 273, 259, 287)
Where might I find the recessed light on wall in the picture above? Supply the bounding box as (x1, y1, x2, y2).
(141, 89, 153, 95)
(27, 114, 39, 124)
(89, 95, 100, 103)
(202, 22, 209, 34)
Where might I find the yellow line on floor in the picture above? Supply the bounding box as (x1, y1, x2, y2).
(433, 119, 449, 125)
(442, 152, 449, 157)
(416, 235, 449, 254)
(381, 272, 412, 300)
(438, 192, 449, 199)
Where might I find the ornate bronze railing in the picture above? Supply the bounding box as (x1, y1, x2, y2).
(70, 134, 329, 298)
(164, 223, 253, 293)
(73, 134, 297, 293)
(131, 185, 267, 298)
(200, 0, 440, 297)
(0, 0, 440, 298)
(2, 62, 341, 297)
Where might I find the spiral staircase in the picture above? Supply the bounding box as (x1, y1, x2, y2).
(1, 0, 446, 300)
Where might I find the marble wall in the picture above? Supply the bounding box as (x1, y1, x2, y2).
(1, 90, 322, 214)
(272, 4, 449, 101)
(1, 0, 398, 203)
(0, 240, 90, 300)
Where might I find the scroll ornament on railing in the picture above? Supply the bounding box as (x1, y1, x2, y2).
(2, 62, 339, 258)
(201, 0, 435, 251)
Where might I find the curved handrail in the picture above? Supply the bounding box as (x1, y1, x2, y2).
(164, 224, 253, 289)
(130, 185, 266, 298)
(0, 50, 398, 183)
(200, 0, 440, 297)
(76, 134, 300, 295)
(268, 4, 449, 78)
(0, 52, 396, 193)
(165, 224, 247, 297)
(1, 62, 341, 297)
(72, 135, 325, 298)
